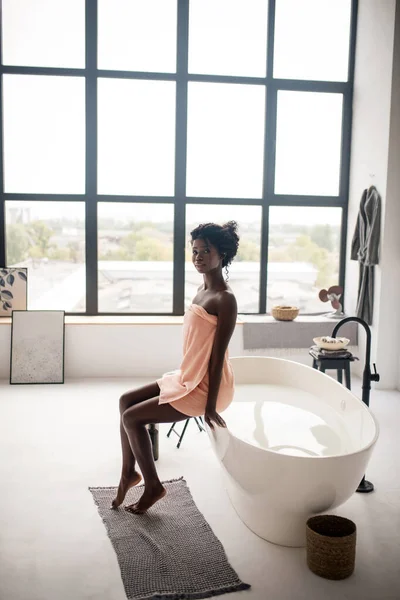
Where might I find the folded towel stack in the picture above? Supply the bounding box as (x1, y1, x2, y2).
(309, 345, 357, 360)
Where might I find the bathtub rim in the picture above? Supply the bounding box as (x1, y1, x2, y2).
(221, 355, 380, 460)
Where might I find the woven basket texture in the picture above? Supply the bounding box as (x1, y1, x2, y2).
(271, 306, 299, 321)
(306, 515, 357, 580)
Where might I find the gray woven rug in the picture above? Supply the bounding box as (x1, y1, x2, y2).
(89, 477, 250, 600)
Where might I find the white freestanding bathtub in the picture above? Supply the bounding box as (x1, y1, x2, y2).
(207, 356, 379, 547)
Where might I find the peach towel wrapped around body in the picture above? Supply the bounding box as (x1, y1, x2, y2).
(157, 304, 234, 417)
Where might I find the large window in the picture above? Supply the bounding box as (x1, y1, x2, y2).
(0, 0, 355, 315)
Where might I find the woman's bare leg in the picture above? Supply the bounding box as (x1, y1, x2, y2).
(121, 398, 187, 513)
(112, 382, 160, 508)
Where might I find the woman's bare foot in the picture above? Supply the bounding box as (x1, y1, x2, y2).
(111, 472, 142, 509)
(124, 483, 166, 514)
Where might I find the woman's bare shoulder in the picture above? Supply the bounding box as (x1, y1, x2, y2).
(216, 289, 237, 315)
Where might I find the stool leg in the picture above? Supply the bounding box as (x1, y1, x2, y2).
(194, 417, 205, 432)
(167, 422, 176, 438)
(337, 369, 343, 384)
(312, 358, 317, 369)
(344, 362, 351, 390)
(177, 418, 190, 449)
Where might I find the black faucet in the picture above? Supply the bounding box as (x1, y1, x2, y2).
(331, 316, 380, 493)
(332, 316, 380, 407)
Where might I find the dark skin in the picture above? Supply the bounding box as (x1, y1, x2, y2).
(111, 236, 237, 513)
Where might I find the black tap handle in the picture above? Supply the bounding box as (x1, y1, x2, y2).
(371, 363, 380, 382)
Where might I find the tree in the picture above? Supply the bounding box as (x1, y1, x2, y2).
(236, 239, 260, 262)
(309, 224, 335, 252)
(269, 234, 335, 288)
(135, 237, 172, 261)
(67, 241, 81, 263)
(49, 247, 72, 261)
(268, 247, 287, 262)
(27, 221, 54, 257)
(121, 232, 141, 257)
(287, 235, 334, 288)
(5, 224, 30, 265)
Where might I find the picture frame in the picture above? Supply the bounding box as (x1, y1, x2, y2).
(0, 267, 28, 317)
(10, 310, 65, 385)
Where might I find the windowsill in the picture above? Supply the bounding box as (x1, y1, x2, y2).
(0, 314, 342, 326)
(237, 314, 342, 323)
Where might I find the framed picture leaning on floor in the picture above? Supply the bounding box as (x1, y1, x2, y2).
(10, 310, 65, 384)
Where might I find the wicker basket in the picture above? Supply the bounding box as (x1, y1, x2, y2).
(306, 515, 357, 580)
(271, 305, 299, 321)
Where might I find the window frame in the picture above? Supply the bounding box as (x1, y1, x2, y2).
(0, 0, 358, 315)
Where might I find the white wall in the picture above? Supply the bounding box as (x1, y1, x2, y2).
(393, 4, 400, 391)
(0, 320, 351, 381)
(377, 1, 400, 390)
(347, 0, 399, 388)
(0, 321, 186, 380)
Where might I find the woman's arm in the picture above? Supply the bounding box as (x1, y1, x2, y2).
(205, 292, 237, 429)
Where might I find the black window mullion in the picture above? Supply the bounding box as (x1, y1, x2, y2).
(0, 1, 5, 268)
(258, 204, 269, 315)
(1, 65, 84, 77)
(259, 0, 277, 314)
(339, 203, 348, 313)
(347, 0, 359, 88)
(4, 192, 85, 202)
(334, 94, 353, 204)
(0, 77, 5, 267)
(259, 86, 276, 314)
(339, 0, 358, 314)
(269, 195, 346, 207)
(85, 0, 98, 315)
(266, 0, 276, 81)
(270, 79, 349, 94)
(173, 0, 189, 315)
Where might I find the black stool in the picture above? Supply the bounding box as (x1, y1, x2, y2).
(310, 352, 357, 390)
(167, 417, 205, 448)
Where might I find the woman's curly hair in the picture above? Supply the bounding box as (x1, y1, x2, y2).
(190, 221, 240, 268)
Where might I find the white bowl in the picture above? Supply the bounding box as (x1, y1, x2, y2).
(313, 336, 350, 351)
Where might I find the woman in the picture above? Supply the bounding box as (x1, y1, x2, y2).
(112, 221, 239, 514)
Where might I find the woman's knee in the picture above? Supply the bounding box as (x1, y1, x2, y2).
(119, 393, 131, 415)
(122, 407, 146, 430)
(119, 383, 159, 415)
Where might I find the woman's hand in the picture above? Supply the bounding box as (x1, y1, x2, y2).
(204, 408, 227, 430)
